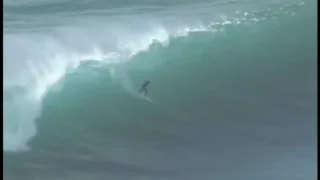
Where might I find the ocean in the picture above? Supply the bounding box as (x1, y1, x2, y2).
(3, 0, 317, 179)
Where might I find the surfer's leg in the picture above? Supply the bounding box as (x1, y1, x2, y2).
(144, 89, 148, 96)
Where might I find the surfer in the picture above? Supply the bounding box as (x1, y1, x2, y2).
(138, 80, 150, 97)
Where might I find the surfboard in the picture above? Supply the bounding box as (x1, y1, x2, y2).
(136, 93, 153, 102)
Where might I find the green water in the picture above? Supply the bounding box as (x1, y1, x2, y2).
(4, 0, 317, 180)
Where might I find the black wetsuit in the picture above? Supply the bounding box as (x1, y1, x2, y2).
(139, 80, 150, 96)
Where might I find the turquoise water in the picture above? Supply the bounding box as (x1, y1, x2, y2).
(4, 0, 317, 179)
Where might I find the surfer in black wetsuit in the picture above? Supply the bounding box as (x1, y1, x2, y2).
(138, 80, 150, 97)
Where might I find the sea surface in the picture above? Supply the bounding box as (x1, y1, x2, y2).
(3, 0, 317, 179)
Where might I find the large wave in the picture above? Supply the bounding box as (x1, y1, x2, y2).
(3, 1, 305, 152)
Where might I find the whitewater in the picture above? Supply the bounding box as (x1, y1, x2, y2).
(4, 0, 317, 179)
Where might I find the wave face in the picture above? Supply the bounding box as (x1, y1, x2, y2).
(3, 0, 317, 179)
